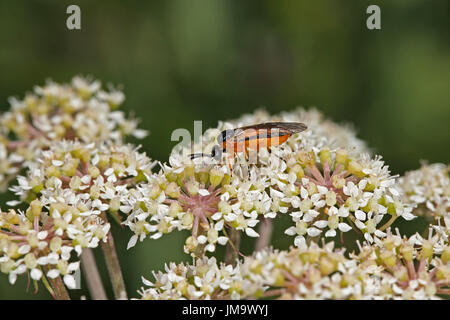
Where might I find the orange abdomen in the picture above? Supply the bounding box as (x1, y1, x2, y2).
(222, 134, 291, 153)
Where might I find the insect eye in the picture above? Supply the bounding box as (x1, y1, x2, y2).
(211, 145, 222, 161)
(217, 129, 234, 143)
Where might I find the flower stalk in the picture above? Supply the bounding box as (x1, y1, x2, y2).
(101, 220, 128, 300)
(225, 228, 241, 265)
(81, 248, 107, 300)
(50, 276, 70, 300)
(255, 217, 273, 251)
(43, 266, 70, 300)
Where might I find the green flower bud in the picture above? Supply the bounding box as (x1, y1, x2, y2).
(88, 165, 100, 179)
(24, 253, 38, 269)
(336, 149, 348, 166)
(319, 148, 332, 166)
(380, 250, 396, 267)
(165, 182, 180, 198)
(50, 237, 63, 252)
(325, 190, 337, 206)
(69, 176, 82, 190)
(186, 180, 199, 196)
(219, 201, 232, 214)
(347, 160, 364, 178)
(209, 168, 224, 188)
(109, 197, 121, 212)
(45, 165, 61, 178)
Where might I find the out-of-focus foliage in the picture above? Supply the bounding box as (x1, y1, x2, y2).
(0, 0, 448, 299)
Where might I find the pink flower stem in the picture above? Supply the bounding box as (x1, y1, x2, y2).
(405, 260, 417, 279)
(81, 248, 108, 300)
(308, 165, 325, 184)
(262, 289, 285, 298)
(255, 217, 273, 251)
(43, 266, 70, 300)
(225, 228, 241, 266)
(101, 214, 128, 300)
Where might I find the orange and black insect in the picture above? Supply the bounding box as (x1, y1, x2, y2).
(190, 122, 307, 169)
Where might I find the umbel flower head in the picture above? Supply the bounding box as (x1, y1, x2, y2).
(137, 242, 375, 300)
(237, 242, 379, 300)
(9, 140, 155, 225)
(0, 204, 109, 289)
(283, 149, 416, 245)
(123, 159, 269, 255)
(398, 163, 449, 237)
(131, 108, 414, 254)
(137, 237, 449, 300)
(138, 255, 243, 300)
(354, 229, 450, 299)
(0, 76, 147, 191)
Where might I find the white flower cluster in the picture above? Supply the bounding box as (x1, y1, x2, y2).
(1, 139, 155, 288)
(147, 108, 415, 252)
(138, 238, 450, 300)
(0, 76, 147, 191)
(123, 162, 270, 255)
(283, 151, 415, 245)
(139, 256, 243, 300)
(9, 140, 155, 220)
(0, 205, 109, 288)
(354, 229, 450, 299)
(399, 163, 449, 238)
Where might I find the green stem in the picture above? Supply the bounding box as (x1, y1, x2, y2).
(380, 214, 398, 231)
(81, 248, 107, 300)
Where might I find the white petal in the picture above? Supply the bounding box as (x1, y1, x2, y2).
(141, 276, 153, 286)
(7, 200, 21, 207)
(338, 223, 352, 232)
(37, 231, 48, 240)
(18, 245, 31, 254)
(197, 235, 207, 244)
(211, 212, 222, 220)
(104, 168, 114, 176)
(245, 228, 259, 238)
(317, 185, 328, 194)
(217, 237, 228, 245)
(47, 269, 60, 279)
(294, 236, 306, 248)
(52, 160, 64, 167)
(306, 227, 321, 237)
(313, 220, 328, 229)
(9, 273, 17, 285)
(64, 275, 76, 289)
(68, 262, 80, 272)
(355, 210, 366, 221)
(127, 235, 138, 250)
(285, 226, 297, 236)
(325, 229, 336, 237)
(30, 268, 43, 280)
(150, 233, 162, 240)
(214, 220, 224, 231)
(198, 189, 210, 196)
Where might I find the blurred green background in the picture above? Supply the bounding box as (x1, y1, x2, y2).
(0, 0, 448, 299)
